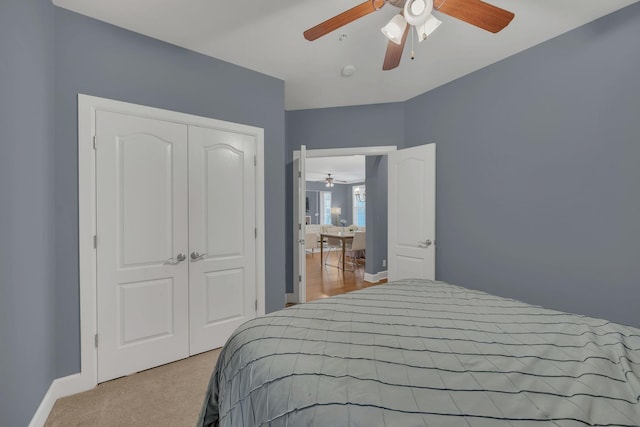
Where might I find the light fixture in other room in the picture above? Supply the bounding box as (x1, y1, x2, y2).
(354, 186, 366, 202)
(381, 14, 407, 45)
(325, 173, 335, 187)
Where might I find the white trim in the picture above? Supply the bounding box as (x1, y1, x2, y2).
(78, 94, 99, 393)
(76, 94, 266, 396)
(305, 146, 397, 158)
(28, 373, 85, 427)
(364, 270, 388, 283)
(255, 131, 266, 317)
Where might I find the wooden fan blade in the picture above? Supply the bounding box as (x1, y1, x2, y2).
(435, 0, 514, 33)
(382, 22, 409, 71)
(304, 0, 385, 41)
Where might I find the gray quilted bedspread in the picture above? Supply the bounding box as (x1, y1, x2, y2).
(198, 279, 640, 426)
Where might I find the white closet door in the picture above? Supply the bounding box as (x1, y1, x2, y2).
(96, 111, 189, 383)
(188, 125, 257, 354)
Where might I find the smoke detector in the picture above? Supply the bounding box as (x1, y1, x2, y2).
(341, 64, 356, 77)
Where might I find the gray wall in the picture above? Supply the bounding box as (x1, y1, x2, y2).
(365, 157, 388, 275)
(285, 103, 404, 291)
(330, 183, 351, 226)
(404, 4, 640, 327)
(306, 190, 320, 224)
(306, 181, 353, 225)
(0, 1, 57, 426)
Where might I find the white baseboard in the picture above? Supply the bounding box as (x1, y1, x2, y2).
(364, 270, 388, 283)
(286, 292, 299, 304)
(29, 373, 93, 427)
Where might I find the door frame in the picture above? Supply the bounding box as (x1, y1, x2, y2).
(77, 94, 265, 390)
(289, 145, 397, 304)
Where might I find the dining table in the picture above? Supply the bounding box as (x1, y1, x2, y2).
(319, 232, 354, 271)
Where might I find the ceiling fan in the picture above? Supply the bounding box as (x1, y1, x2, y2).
(303, 0, 514, 70)
(325, 173, 347, 187)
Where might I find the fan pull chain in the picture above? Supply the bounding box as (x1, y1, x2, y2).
(411, 27, 415, 60)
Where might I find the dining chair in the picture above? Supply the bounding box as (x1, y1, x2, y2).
(342, 231, 365, 270)
(324, 235, 342, 266)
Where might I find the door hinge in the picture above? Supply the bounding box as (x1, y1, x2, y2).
(298, 171, 302, 178)
(93, 235, 97, 249)
(93, 136, 97, 150)
(255, 299, 258, 312)
(298, 275, 302, 282)
(254, 155, 257, 166)
(255, 228, 257, 239)
(298, 223, 301, 230)
(94, 334, 98, 348)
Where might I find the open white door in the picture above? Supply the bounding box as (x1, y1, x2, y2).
(388, 144, 436, 282)
(292, 146, 307, 303)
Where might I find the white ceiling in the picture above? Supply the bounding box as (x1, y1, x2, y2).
(53, 0, 638, 110)
(306, 156, 365, 183)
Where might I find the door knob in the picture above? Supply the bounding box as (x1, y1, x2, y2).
(191, 251, 207, 261)
(417, 240, 432, 248)
(166, 253, 186, 264)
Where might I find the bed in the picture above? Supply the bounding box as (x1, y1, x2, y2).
(198, 279, 640, 426)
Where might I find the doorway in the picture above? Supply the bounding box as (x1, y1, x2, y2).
(304, 155, 367, 301)
(291, 144, 437, 304)
(291, 146, 396, 304)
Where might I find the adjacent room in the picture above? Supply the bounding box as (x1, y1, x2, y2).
(301, 155, 377, 301)
(1, 0, 639, 426)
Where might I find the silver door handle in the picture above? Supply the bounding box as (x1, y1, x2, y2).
(417, 240, 432, 248)
(166, 253, 186, 264)
(191, 251, 207, 261)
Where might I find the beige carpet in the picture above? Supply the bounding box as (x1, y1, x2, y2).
(45, 349, 221, 427)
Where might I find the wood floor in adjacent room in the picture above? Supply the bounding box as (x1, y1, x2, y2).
(305, 249, 385, 302)
(45, 250, 384, 426)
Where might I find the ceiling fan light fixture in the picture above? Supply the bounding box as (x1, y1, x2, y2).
(416, 14, 442, 42)
(325, 174, 335, 187)
(404, 0, 433, 26)
(381, 14, 407, 45)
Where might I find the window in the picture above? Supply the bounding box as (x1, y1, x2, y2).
(352, 185, 366, 227)
(320, 191, 332, 225)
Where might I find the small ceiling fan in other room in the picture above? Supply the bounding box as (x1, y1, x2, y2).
(303, 0, 514, 70)
(324, 173, 347, 187)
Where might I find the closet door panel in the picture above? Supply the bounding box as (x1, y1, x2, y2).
(96, 111, 189, 383)
(204, 145, 244, 258)
(188, 125, 257, 354)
